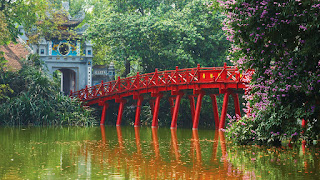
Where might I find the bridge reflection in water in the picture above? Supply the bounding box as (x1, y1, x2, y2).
(79, 126, 253, 179)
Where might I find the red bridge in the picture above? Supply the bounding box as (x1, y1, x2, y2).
(71, 63, 253, 129)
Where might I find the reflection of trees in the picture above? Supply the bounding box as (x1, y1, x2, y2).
(0, 127, 99, 179)
(80, 126, 244, 179)
(226, 141, 319, 179)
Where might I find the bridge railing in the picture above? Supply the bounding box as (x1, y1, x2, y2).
(71, 64, 253, 101)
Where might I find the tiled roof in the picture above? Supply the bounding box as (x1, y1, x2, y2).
(0, 41, 30, 71)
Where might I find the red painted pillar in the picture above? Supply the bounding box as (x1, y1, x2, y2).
(116, 99, 126, 126)
(219, 92, 230, 129)
(210, 95, 220, 129)
(170, 92, 184, 129)
(152, 93, 162, 128)
(134, 95, 144, 127)
(231, 93, 241, 118)
(100, 102, 109, 125)
(302, 119, 307, 134)
(192, 91, 205, 130)
(188, 95, 195, 123)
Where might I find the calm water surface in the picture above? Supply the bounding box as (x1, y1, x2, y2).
(0, 126, 319, 179)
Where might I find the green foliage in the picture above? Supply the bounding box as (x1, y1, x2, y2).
(219, 0, 320, 144)
(87, 0, 229, 76)
(0, 55, 96, 126)
(0, 0, 47, 43)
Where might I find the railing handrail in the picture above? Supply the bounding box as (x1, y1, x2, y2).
(71, 65, 253, 101)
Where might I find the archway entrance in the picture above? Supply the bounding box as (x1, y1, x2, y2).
(54, 69, 76, 95)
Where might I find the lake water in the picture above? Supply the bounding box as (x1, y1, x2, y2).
(0, 126, 319, 179)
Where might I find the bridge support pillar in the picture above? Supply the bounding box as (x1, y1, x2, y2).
(134, 95, 144, 127)
(152, 93, 163, 128)
(116, 99, 126, 126)
(210, 95, 220, 129)
(192, 91, 205, 130)
(231, 93, 241, 118)
(170, 92, 184, 129)
(100, 102, 109, 125)
(219, 92, 230, 129)
(188, 95, 196, 123)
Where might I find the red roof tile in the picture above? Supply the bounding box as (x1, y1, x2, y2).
(0, 41, 30, 71)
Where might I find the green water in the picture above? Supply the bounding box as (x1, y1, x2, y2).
(0, 126, 319, 179)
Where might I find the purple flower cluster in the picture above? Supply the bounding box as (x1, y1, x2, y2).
(215, 0, 320, 142)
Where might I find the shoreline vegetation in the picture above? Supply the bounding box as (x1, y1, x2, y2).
(0, 55, 96, 126)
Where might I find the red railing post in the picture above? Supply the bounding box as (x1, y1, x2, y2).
(210, 94, 220, 129)
(117, 76, 121, 92)
(154, 68, 158, 85)
(152, 93, 163, 128)
(192, 91, 205, 130)
(197, 64, 200, 81)
(219, 91, 230, 129)
(134, 95, 144, 127)
(136, 72, 140, 89)
(222, 62, 227, 80)
(235, 67, 240, 82)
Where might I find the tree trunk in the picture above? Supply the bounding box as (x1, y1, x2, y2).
(124, 59, 130, 77)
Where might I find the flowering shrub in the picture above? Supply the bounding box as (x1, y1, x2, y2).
(217, 0, 320, 144)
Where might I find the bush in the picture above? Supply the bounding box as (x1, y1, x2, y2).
(0, 55, 96, 126)
(217, 0, 320, 145)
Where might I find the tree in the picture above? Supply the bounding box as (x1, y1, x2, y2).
(0, 0, 47, 43)
(86, 0, 229, 76)
(218, 0, 320, 144)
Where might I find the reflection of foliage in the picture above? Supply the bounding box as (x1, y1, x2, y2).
(0, 127, 100, 179)
(227, 144, 320, 179)
(0, 55, 96, 125)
